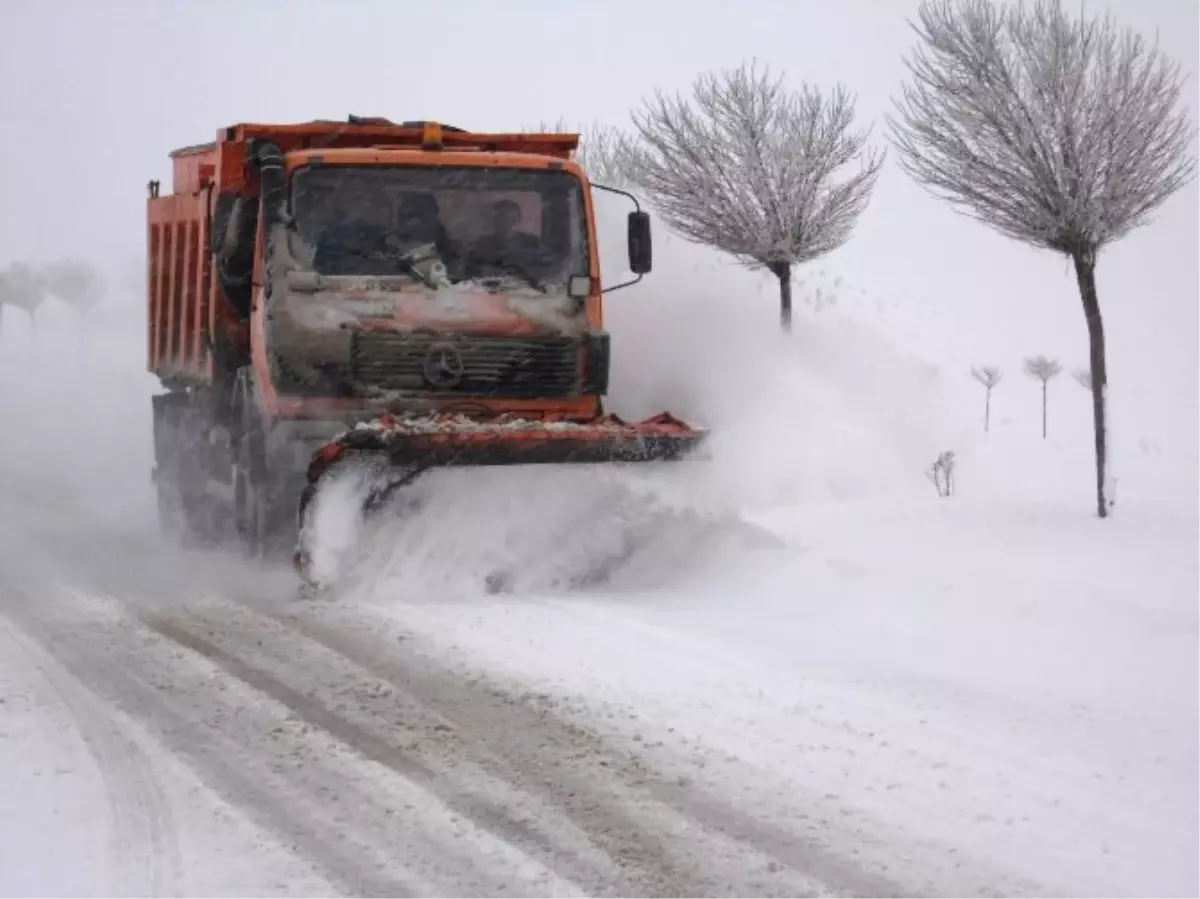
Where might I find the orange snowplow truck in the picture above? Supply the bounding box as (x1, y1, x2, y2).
(146, 116, 705, 578)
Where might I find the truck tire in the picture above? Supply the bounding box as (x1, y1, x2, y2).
(153, 389, 232, 549)
(231, 368, 297, 560)
(151, 392, 188, 538)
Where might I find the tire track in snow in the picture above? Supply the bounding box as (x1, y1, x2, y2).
(0, 609, 183, 898)
(269, 604, 911, 899)
(1, 585, 600, 897)
(158, 594, 906, 897)
(138, 615, 609, 896)
(2, 480, 919, 896)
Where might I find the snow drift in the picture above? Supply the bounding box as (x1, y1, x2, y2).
(305, 197, 967, 597)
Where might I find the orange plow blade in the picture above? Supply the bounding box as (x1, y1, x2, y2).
(293, 410, 707, 589)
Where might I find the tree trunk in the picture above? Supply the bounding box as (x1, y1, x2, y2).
(1072, 248, 1110, 519)
(773, 262, 792, 332)
(1041, 381, 1047, 439)
(984, 386, 991, 432)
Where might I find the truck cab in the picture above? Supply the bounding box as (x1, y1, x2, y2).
(231, 123, 651, 428)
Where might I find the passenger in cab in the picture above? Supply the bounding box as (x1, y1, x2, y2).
(463, 199, 546, 279)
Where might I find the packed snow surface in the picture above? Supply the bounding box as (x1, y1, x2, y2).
(0, 219, 1195, 896)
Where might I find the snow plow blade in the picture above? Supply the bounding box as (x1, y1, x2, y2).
(294, 410, 707, 587)
(308, 410, 704, 473)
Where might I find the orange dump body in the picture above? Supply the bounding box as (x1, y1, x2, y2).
(146, 142, 218, 383)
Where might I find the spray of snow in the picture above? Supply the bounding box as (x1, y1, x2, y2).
(294, 196, 1197, 894)
(305, 195, 965, 596)
(0, 296, 159, 535)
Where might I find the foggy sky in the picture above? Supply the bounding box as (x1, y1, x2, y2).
(2, 0, 1196, 438)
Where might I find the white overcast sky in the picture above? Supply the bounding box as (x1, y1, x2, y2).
(2, 0, 1196, 428)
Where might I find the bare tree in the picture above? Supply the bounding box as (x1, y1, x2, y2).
(623, 61, 885, 331)
(575, 123, 635, 187)
(42, 258, 107, 320)
(530, 119, 635, 186)
(1072, 366, 1092, 389)
(971, 365, 1004, 432)
(0, 262, 47, 336)
(888, 0, 1196, 518)
(1024, 354, 1063, 438)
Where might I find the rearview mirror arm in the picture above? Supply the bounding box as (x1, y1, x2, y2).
(592, 182, 650, 295)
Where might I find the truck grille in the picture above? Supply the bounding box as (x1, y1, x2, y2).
(351, 332, 581, 398)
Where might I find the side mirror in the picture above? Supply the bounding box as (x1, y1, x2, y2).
(593, 182, 653, 295)
(627, 211, 652, 275)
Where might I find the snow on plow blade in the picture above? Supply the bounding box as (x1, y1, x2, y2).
(294, 410, 707, 588)
(308, 410, 705, 473)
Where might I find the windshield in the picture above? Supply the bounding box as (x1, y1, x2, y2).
(288, 164, 589, 291)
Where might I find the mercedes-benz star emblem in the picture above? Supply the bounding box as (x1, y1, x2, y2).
(421, 342, 466, 389)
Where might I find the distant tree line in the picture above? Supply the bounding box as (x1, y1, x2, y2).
(0, 258, 106, 333)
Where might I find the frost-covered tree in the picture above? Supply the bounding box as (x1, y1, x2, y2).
(888, 0, 1196, 518)
(42, 258, 106, 320)
(1024, 354, 1063, 439)
(971, 365, 1004, 432)
(0, 262, 47, 334)
(624, 61, 885, 331)
(1072, 366, 1092, 389)
(530, 119, 634, 186)
(575, 123, 635, 187)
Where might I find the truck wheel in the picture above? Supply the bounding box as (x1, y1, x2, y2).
(231, 370, 300, 562)
(232, 375, 271, 557)
(151, 392, 193, 541)
(233, 431, 267, 555)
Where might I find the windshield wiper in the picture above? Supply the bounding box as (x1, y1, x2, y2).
(393, 254, 438, 290)
(468, 261, 547, 294)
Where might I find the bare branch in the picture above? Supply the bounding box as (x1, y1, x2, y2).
(1023, 353, 1063, 384)
(576, 123, 637, 187)
(623, 60, 886, 272)
(887, 0, 1197, 257)
(971, 364, 1004, 387)
(528, 118, 637, 187)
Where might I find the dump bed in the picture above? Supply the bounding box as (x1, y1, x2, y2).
(147, 142, 217, 384)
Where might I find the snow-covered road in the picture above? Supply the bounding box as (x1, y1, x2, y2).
(1, 279, 1195, 897)
(3, 443, 1194, 897)
(0, 500, 916, 898)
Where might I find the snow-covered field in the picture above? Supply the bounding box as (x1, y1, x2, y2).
(0, 217, 1195, 897)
